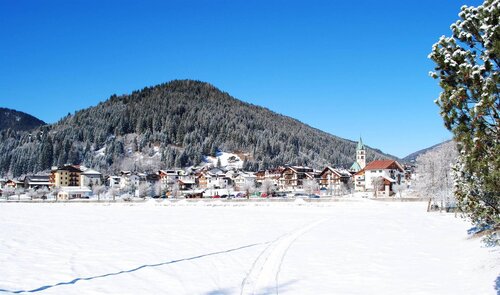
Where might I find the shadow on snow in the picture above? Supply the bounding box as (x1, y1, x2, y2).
(0, 242, 269, 294)
(495, 274, 500, 295)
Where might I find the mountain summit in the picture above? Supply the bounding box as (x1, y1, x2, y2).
(0, 80, 394, 176)
(0, 107, 45, 132)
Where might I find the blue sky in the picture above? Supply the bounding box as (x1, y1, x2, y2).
(0, 0, 482, 158)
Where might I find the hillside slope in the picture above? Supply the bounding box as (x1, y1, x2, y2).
(0, 108, 45, 131)
(402, 140, 452, 163)
(0, 80, 396, 176)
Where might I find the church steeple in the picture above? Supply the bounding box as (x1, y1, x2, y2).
(356, 137, 365, 151)
(356, 137, 366, 169)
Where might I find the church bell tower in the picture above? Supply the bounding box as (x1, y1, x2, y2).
(356, 137, 366, 169)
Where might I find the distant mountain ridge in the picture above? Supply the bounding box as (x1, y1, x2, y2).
(403, 140, 452, 163)
(0, 108, 45, 131)
(0, 80, 397, 177)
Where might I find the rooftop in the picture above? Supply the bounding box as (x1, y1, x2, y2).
(364, 160, 403, 171)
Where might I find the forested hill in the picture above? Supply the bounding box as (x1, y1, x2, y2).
(402, 140, 452, 163)
(0, 108, 46, 131)
(0, 80, 395, 177)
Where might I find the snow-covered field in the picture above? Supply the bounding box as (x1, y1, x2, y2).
(0, 200, 498, 295)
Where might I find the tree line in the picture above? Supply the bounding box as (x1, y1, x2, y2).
(0, 80, 392, 177)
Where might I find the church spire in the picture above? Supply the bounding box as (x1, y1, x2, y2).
(356, 137, 365, 151)
(356, 137, 366, 169)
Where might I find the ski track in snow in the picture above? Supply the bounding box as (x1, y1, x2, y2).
(240, 218, 329, 295)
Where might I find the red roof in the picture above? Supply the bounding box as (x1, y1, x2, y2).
(364, 160, 403, 171)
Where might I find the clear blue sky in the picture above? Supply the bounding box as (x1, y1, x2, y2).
(0, 0, 482, 158)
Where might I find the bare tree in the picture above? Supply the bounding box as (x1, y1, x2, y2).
(15, 187, 25, 201)
(92, 184, 106, 201)
(120, 157, 138, 172)
(153, 182, 162, 198)
(108, 187, 118, 201)
(392, 183, 406, 198)
(38, 187, 50, 200)
(415, 141, 457, 211)
(303, 179, 319, 195)
(120, 183, 133, 197)
(26, 189, 36, 200)
(138, 182, 151, 198)
(341, 181, 353, 196)
(170, 182, 180, 199)
(371, 177, 384, 197)
(261, 178, 274, 196)
(2, 187, 15, 199)
(52, 187, 61, 201)
(242, 181, 255, 199)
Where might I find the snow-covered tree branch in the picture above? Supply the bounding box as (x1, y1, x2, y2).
(429, 0, 500, 229)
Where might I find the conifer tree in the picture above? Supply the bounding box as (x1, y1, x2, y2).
(429, 0, 499, 229)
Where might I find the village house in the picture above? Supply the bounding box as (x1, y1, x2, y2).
(119, 171, 141, 190)
(318, 167, 351, 195)
(305, 170, 321, 182)
(5, 179, 23, 189)
(57, 186, 92, 201)
(51, 165, 82, 187)
(225, 169, 238, 180)
(207, 168, 230, 189)
(232, 171, 256, 190)
(355, 160, 405, 196)
(354, 170, 366, 192)
(80, 168, 103, 187)
(255, 168, 284, 186)
(278, 166, 314, 190)
(177, 178, 196, 190)
(107, 175, 121, 188)
(23, 175, 52, 190)
(159, 169, 186, 186)
(146, 173, 161, 185)
(196, 172, 208, 189)
(197, 168, 230, 189)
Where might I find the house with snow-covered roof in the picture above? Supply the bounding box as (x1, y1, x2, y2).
(278, 166, 314, 190)
(119, 171, 141, 190)
(204, 168, 230, 189)
(233, 172, 256, 190)
(319, 167, 351, 195)
(196, 168, 229, 189)
(255, 168, 284, 186)
(51, 165, 82, 187)
(159, 169, 186, 186)
(107, 175, 121, 188)
(56, 186, 92, 201)
(355, 160, 404, 196)
(5, 179, 22, 189)
(23, 175, 53, 190)
(80, 168, 103, 187)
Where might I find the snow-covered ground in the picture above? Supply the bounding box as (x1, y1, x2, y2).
(203, 151, 246, 169)
(0, 200, 498, 294)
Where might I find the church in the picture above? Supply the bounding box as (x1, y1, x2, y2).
(349, 137, 366, 173)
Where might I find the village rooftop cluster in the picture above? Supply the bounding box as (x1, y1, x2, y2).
(0, 139, 411, 200)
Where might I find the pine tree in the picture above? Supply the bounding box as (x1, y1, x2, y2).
(38, 135, 54, 170)
(429, 0, 499, 230)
